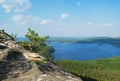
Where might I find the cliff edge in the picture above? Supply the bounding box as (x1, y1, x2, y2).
(0, 30, 82, 81)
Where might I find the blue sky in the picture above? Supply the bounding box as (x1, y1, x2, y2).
(0, 0, 120, 37)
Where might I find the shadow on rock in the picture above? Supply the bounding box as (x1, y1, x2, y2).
(0, 44, 8, 49)
(80, 75, 98, 81)
(0, 49, 32, 81)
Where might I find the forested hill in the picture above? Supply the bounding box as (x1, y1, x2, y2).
(46, 37, 120, 46)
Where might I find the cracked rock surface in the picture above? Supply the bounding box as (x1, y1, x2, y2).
(0, 31, 82, 81)
(0, 60, 82, 81)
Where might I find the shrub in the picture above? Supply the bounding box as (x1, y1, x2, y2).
(21, 27, 54, 61)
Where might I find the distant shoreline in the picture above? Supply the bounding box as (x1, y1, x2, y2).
(16, 37, 120, 47)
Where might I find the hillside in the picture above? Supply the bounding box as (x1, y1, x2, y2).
(54, 57, 120, 81)
(47, 37, 120, 46)
(0, 30, 82, 81)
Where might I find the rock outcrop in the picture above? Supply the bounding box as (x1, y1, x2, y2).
(0, 30, 14, 41)
(0, 40, 44, 62)
(0, 61, 82, 81)
(0, 31, 82, 81)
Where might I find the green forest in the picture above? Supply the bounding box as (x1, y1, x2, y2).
(54, 57, 120, 81)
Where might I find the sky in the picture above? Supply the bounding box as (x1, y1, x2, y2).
(0, 0, 120, 37)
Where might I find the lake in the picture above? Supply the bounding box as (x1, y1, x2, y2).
(16, 37, 120, 60)
(49, 43, 120, 60)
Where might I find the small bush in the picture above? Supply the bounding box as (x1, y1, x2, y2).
(21, 27, 54, 61)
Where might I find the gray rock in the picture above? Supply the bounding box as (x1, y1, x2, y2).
(0, 32, 82, 81)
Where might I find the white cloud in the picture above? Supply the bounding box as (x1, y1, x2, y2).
(61, 13, 70, 20)
(86, 22, 93, 26)
(2, 4, 12, 12)
(41, 20, 51, 25)
(86, 22, 112, 28)
(0, 0, 31, 13)
(12, 14, 51, 26)
(12, 14, 40, 25)
(76, 2, 80, 6)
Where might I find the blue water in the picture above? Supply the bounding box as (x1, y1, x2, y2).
(16, 37, 120, 60)
(49, 43, 120, 60)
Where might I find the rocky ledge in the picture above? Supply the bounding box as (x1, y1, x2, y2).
(0, 31, 82, 81)
(0, 60, 82, 81)
(0, 48, 82, 81)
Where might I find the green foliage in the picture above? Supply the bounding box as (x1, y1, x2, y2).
(0, 35, 3, 42)
(54, 57, 120, 81)
(0, 35, 3, 38)
(0, 30, 4, 33)
(25, 27, 49, 51)
(21, 41, 31, 50)
(11, 34, 17, 39)
(25, 27, 49, 43)
(39, 46, 54, 61)
(36, 59, 47, 65)
(21, 27, 54, 61)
